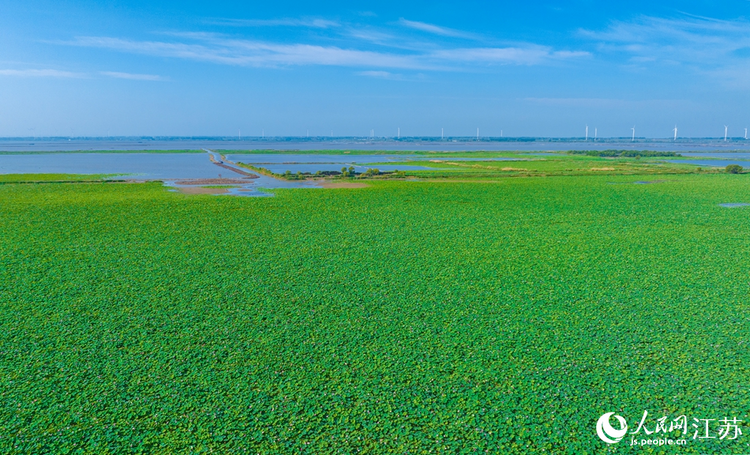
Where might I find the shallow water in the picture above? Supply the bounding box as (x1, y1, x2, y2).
(0, 152, 324, 190)
(223, 187, 274, 197)
(0, 153, 224, 179)
(718, 203, 750, 208)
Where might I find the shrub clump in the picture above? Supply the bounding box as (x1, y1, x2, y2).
(726, 164, 743, 174)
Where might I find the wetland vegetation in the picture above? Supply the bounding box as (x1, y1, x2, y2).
(1, 150, 749, 452)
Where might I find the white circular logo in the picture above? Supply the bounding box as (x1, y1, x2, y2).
(597, 412, 628, 444)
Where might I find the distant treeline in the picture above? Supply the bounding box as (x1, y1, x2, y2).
(567, 150, 682, 157)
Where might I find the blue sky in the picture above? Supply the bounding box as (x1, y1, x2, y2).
(2, 0, 750, 138)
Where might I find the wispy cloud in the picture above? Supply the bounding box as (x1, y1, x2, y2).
(100, 71, 165, 81)
(64, 36, 430, 69)
(579, 14, 750, 87)
(431, 47, 590, 65)
(523, 97, 691, 108)
(0, 69, 84, 78)
(357, 70, 394, 78)
(580, 15, 750, 65)
(398, 18, 477, 39)
(356, 70, 418, 81)
(59, 34, 587, 70)
(207, 17, 340, 29)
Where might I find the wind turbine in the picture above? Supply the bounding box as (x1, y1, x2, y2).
(631, 126, 635, 142)
(724, 125, 728, 142)
(594, 128, 597, 140)
(745, 128, 748, 140)
(585, 125, 588, 141)
(673, 125, 677, 141)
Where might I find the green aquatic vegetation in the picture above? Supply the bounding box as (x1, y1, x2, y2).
(384, 156, 702, 178)
(1, 175, 750, 453)
(222, 149, 538, 159)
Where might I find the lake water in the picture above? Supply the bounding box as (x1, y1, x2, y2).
(0, 152, 322, 190)
(5, 138, 750, 152)
(0, 153, 224, 179)
(0, 151, 518, 180)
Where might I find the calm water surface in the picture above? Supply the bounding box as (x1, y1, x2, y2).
(0, 153, 222, 179)
(5, 139, 750, 152)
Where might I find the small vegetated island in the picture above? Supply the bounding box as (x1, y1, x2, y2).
(1, 149, 749, 453)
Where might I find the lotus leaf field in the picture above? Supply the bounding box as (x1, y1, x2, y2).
(1, 174, 750, 453)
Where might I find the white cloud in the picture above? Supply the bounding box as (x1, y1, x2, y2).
(100, 71, 165, 81)
(64, 36, 431, 69)
(208, 18, 340, 29)
(579, 14, 750, 88)
(61, 34, 587, 70)
(358, 70, 393, 78)
(524, 97, 692, 109)
(355, 70, 416, 81)
(0, 69, 84, 78)
(580, 15, 750, 65)
(432, 46, 590, 65)
(398, 18, 476, 39)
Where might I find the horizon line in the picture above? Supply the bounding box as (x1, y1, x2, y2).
(1, 136, 749, 141)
